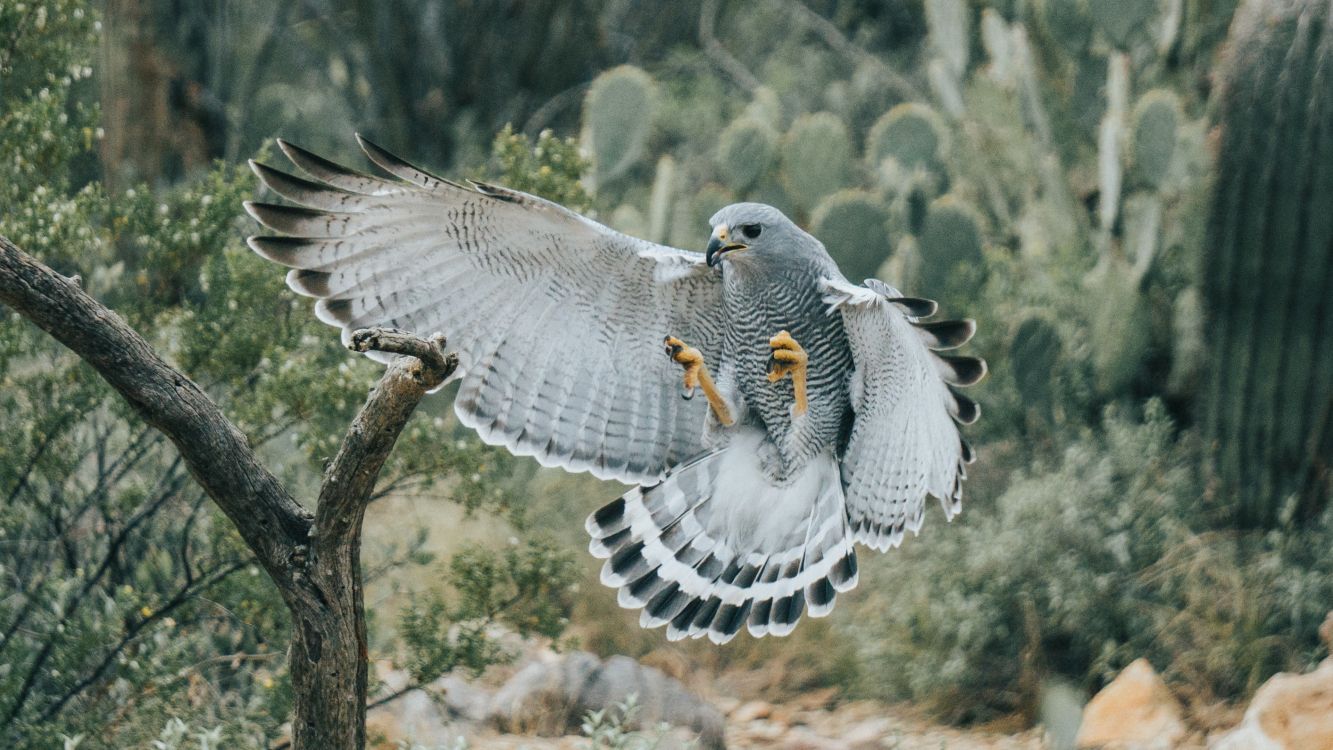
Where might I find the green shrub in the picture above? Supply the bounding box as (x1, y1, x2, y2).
(847, 401, 1333, 721)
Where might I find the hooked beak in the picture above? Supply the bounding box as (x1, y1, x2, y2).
(705, 224, 748, 267)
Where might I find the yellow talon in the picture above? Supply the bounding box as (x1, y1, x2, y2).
(767, 330, 809, 416)
(664, 336, 734, 426)
(664, 336, 702, 390)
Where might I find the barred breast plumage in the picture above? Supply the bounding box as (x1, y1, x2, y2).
(720, 259, 853, 474)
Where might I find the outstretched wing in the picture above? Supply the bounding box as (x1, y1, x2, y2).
(820, 277, 984, 551)
(245, 136, 724, 484)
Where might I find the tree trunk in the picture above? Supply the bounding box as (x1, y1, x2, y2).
(0, 236, 455, 749)
(288, 330, 454, 748)
(1204, 0, 1333, 526)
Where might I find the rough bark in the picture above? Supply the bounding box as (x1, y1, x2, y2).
(0, 235, 456, 749)
(290, 330, 455, 750)
(1205, 0, 1333, 526)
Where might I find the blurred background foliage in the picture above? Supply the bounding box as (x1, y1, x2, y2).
(1, 0, 1330, 746)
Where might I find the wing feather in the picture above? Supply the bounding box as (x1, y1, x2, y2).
(247, 138, 724, 483)
(821, 277, 983, 551)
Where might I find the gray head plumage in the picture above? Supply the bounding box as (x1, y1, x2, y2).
(705, 202, 821, 269)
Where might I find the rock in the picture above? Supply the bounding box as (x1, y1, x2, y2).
(732, 700, 775, 723)
(1076, 659, 1186, 749)
(714, 695, 742, 717)
(841, 717, 894, 748)
(434, 673, 492, 723)
(1320, 610, 1333, 653)
(488, 650, 725, 749)
(778, 726, 844, 750)
(790, 686, 839, 712)
(367, 688, 454, 749)
(1210, 660, 1333, 750)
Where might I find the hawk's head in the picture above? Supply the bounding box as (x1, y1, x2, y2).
(706, 203, 817, 269)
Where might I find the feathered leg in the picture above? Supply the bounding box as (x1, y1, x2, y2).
(664, 336, 734, 426)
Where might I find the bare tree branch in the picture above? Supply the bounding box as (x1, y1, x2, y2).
(782, 0, 924, 102)
(699, 0, 762, 93)
(0, 234, 459, 749)
(0, 236, 311, 580)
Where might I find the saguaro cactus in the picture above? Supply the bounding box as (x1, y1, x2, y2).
(1204, 0, 1333, 526)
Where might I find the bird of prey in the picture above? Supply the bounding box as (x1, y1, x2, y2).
(245, 135, 985, 645)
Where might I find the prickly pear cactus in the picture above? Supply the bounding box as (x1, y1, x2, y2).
(925, 0, 970, 78)
(1089, 260, 1152, 395)
(878, 234, 922, 293)
(745, 86, 784, 130)
(779, 112, 852, 213)
(1010, 316, 1062, 422)
(1129, 90, 1180, 190)
(1032, 0, 1092, 56)
(866, 103, 949, 174)
(582, 65, 657, 188)
(716, 117, 777, 193)
(811, 190, 893, 283)
(917, 195, 984, 299)
(1089, 0, 1158, 48)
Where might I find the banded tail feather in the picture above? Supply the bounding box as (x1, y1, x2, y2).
(585, 427, 857, 644)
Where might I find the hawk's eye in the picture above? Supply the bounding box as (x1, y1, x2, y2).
(740, 223, 762, 240)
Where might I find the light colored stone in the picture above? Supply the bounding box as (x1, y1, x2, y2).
(366, 689, 456, 749)
(1076, 658, 1186, 749)
(779, 726, 845, 750)
(433, 673, 492, 722)
(1210, 660, 1333, 750)
(842, 717, 894, 747)
(488, 650, 725, 749)
(732, 699, 775, 723)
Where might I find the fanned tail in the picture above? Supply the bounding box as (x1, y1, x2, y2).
(585, 427, 857, 644)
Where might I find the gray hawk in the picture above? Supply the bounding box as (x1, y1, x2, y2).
(245, 135, 985, 644)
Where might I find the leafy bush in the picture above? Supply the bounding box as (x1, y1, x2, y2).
(848, 401, 1333, 721)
